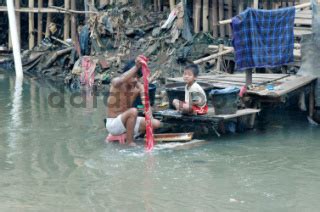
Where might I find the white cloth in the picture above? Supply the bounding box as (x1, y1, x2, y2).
(185, 82, 207, 107)
(106, 115, 143, 137)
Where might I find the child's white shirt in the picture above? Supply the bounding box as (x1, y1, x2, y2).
(185, 82, 207, 107)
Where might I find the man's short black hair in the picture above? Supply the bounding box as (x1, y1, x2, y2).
(185, 64, 200, 77)
(123, 60, 142, 77)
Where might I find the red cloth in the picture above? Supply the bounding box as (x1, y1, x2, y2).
(192, 104, 209, 115)
(140, 56, 155, 152)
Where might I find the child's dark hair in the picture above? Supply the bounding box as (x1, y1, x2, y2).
(185, 64, 199, 77)
(123, 60, 142, 77)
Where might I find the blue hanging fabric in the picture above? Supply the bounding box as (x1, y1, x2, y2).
(232, 7, 295, 70)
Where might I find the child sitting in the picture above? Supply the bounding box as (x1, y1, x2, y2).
(172, 64, 208, 115)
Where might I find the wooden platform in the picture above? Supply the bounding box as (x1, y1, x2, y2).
(154, 108, 260, 122)
(168, 74, 317, 99)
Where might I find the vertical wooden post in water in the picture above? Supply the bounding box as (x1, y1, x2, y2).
(212, 0, 218, 38)
(193, 0, 201, 33)
(6, 0, 23, 79)
(45, 0, 54, 37)
(29, 0, 35, 49)
(37, 0, 43, 45)
(218, 0, 225, 37)
(64, 0, 71, 40)
(203, 0, 209, 32)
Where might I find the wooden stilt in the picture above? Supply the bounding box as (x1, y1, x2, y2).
(45, 0, 54, 37)
(193, 0, 201, 33)
(64, 0, 71, 41)
(37, 0, 43, 45)
(14, 0, 20, 44)
(203, 0, 209, 32)
(29, 0, 35, 49)
(309, 82, 316, 118)
(71, 0, 77, 42)
(212, 0, 218, 38)
(227, 0, 232, 36)
(218, 0, 225, 37)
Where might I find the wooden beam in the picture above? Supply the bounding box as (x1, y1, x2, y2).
(37, 0, 43, 45)
(0, 6, 98, 13)
(203, 0, 209, 32)
(64, 0, 70, 40)
(29, 0, 35, 49)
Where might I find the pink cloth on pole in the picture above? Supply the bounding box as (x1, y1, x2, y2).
(140, 56, 155, 152)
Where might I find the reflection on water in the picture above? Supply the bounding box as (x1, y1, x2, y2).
(0, 71, 320, 211)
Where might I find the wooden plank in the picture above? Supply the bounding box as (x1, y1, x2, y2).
(295, 18, 312, 26)
(248, 75, 317, 97)
(211, 108, 260, 120)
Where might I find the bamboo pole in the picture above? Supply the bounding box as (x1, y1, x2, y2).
(218, 0, 225, 37)
(170, 0, 175, 11)
(219, 2, 311, 25)
(6, 0, 23, 79)
(14, 0, 20, 44)
(193, 0, 201, 33)
(227, 0, 232, 36)
(203, 0, 209, 32)
(212, 0, 218, 38)
(157, 0, 161, 11)
(64, 0, 70, 40)
(37, 0, 43, 45)
(193, 48, 234, 64)
(153, 0, 157, 11)
(28, 0, 35, 49)
(45, 0, 54, 37)
(71, 0, 77, 42)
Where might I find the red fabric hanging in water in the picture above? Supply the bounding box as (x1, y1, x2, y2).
(140, 55, 155, 152)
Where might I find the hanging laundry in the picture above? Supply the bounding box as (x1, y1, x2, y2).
(140, 55, 155, 152)
(232, 7, 295, 70)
